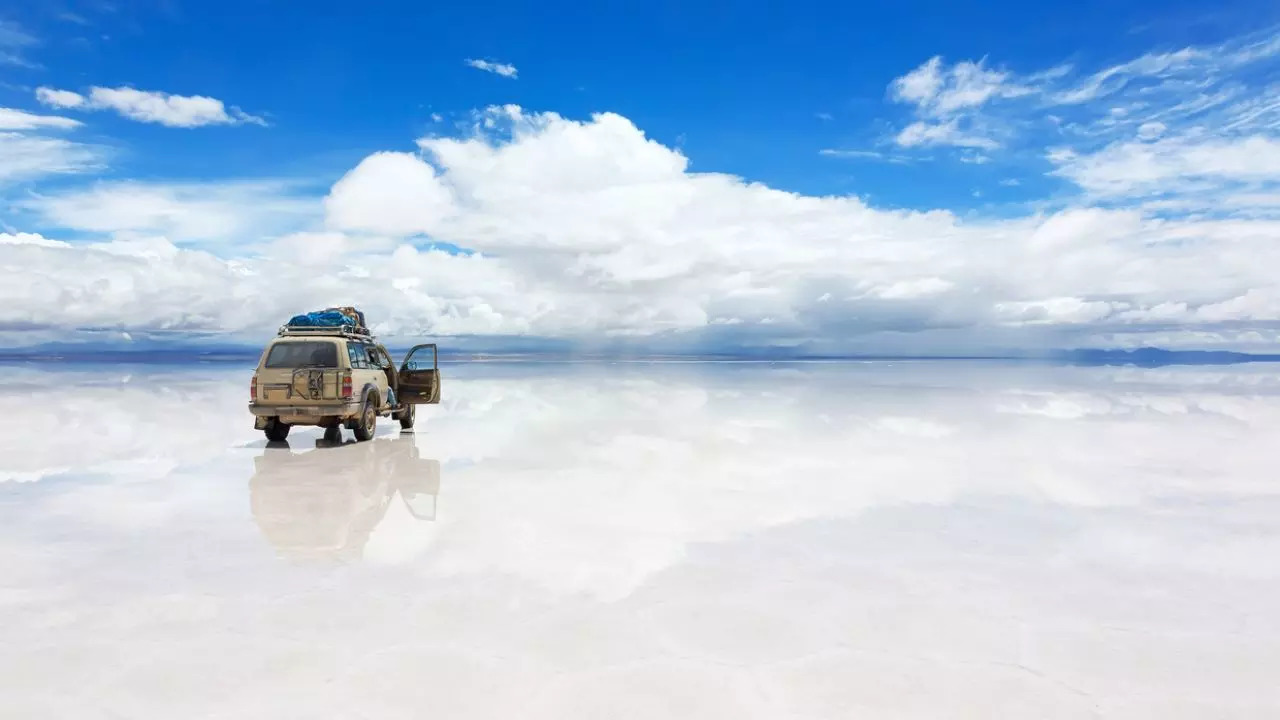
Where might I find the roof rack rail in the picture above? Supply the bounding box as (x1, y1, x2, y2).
(277, 324, 373, 339)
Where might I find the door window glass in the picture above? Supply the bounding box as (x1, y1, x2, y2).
(347, 344, 370, 369)
(403, 345, 437, 371)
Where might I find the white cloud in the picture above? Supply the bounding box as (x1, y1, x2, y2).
(465, 58, 518, 79)
(5, 106, 1280, 350)
(896, 120, 998, 150)
(1052, 48, 1205, 105)
(874, 277, 954, 300)
(890, 56, 944, 107)
(888, 56, 1030, 150)
(0, 100, 98, 186)
(924, 59, 1027, 114)
(885, 27, 1280, 166)
(1, 232, 70, 249)
(324, 152, 454, 237)
(36, 86, 266, 128)
(0, 108, 81, 130)
(1137, 121, 1167, 141)
(818, 149, 911, 163)
(0, 131, 103, 183)
(1025, 31, 1280, 216)
(1049, 135, 1280, 198)
(995, 297, 1117, 325)
(819, 149, 878, 158)
(20, 180, 321, 244)
(34, 87, 87, 109)
(0, 19, 37, 67)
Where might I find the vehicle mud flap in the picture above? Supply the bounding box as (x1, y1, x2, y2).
(254, 416, 270, 430)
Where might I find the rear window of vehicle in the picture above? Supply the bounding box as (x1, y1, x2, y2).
(264, 341, 340, 368)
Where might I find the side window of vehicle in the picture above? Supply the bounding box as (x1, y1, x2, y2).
(347, 344, 369, 369)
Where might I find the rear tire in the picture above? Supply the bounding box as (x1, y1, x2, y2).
(264, 419, 290, 442)
(354, 396, 377, 442)
(322, 425, 342, 445)
(398, 404, 415, 430)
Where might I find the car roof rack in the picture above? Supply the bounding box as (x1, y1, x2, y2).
(277, 325, 373, 340)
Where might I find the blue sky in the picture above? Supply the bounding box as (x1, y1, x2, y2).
(6, 0, 1274, 205)
(2, 0, 1280, 353)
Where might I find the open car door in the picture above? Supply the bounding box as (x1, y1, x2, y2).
(398, 344, 440, 404)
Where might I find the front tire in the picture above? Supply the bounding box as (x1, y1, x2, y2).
(264, 419, 290, 442)
(354, 396, 377, 441)
(398, 403, 415, 430)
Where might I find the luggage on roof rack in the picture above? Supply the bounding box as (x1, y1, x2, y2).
(286, 306, 368, 331)
(323, 306, 366, 328)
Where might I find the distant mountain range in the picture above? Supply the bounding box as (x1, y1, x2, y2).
(1047, 347, 1280, 367)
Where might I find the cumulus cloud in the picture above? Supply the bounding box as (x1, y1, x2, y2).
(36, 86, 266, 127)
(324, 152, 455, 236)
(0, 232, 69, 249)
(465, 58, 518, 78)
(5, 105, 1280, 352)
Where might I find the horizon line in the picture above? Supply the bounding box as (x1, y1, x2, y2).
(3, 346, 1280, 368)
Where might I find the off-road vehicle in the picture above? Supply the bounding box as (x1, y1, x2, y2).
(248, 324, 440, 442)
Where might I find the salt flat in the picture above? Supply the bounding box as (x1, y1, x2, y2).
(1, 361, 1278, 719)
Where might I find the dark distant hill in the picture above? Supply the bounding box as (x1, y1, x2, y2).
(1050, 347, 1280, 367)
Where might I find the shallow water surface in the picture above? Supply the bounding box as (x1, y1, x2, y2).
(2, 361, 1278, 718)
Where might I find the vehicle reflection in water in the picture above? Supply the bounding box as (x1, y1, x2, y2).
(248, 432, 441, 563)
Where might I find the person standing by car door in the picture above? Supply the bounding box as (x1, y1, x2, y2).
(368, 345, 399, 406)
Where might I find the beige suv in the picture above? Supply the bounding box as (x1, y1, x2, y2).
(249, 327, 440, 442)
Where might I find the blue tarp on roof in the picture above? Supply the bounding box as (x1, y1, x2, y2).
(287, 310, 355, 328)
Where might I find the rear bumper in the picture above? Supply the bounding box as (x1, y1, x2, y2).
(249, 401, 360, 418)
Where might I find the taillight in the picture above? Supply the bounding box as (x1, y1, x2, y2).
(250, 375, 257, 400)
(341, 372, 352, 398)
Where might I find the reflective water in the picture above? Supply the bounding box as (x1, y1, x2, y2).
(2, 362, 1278, 718)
